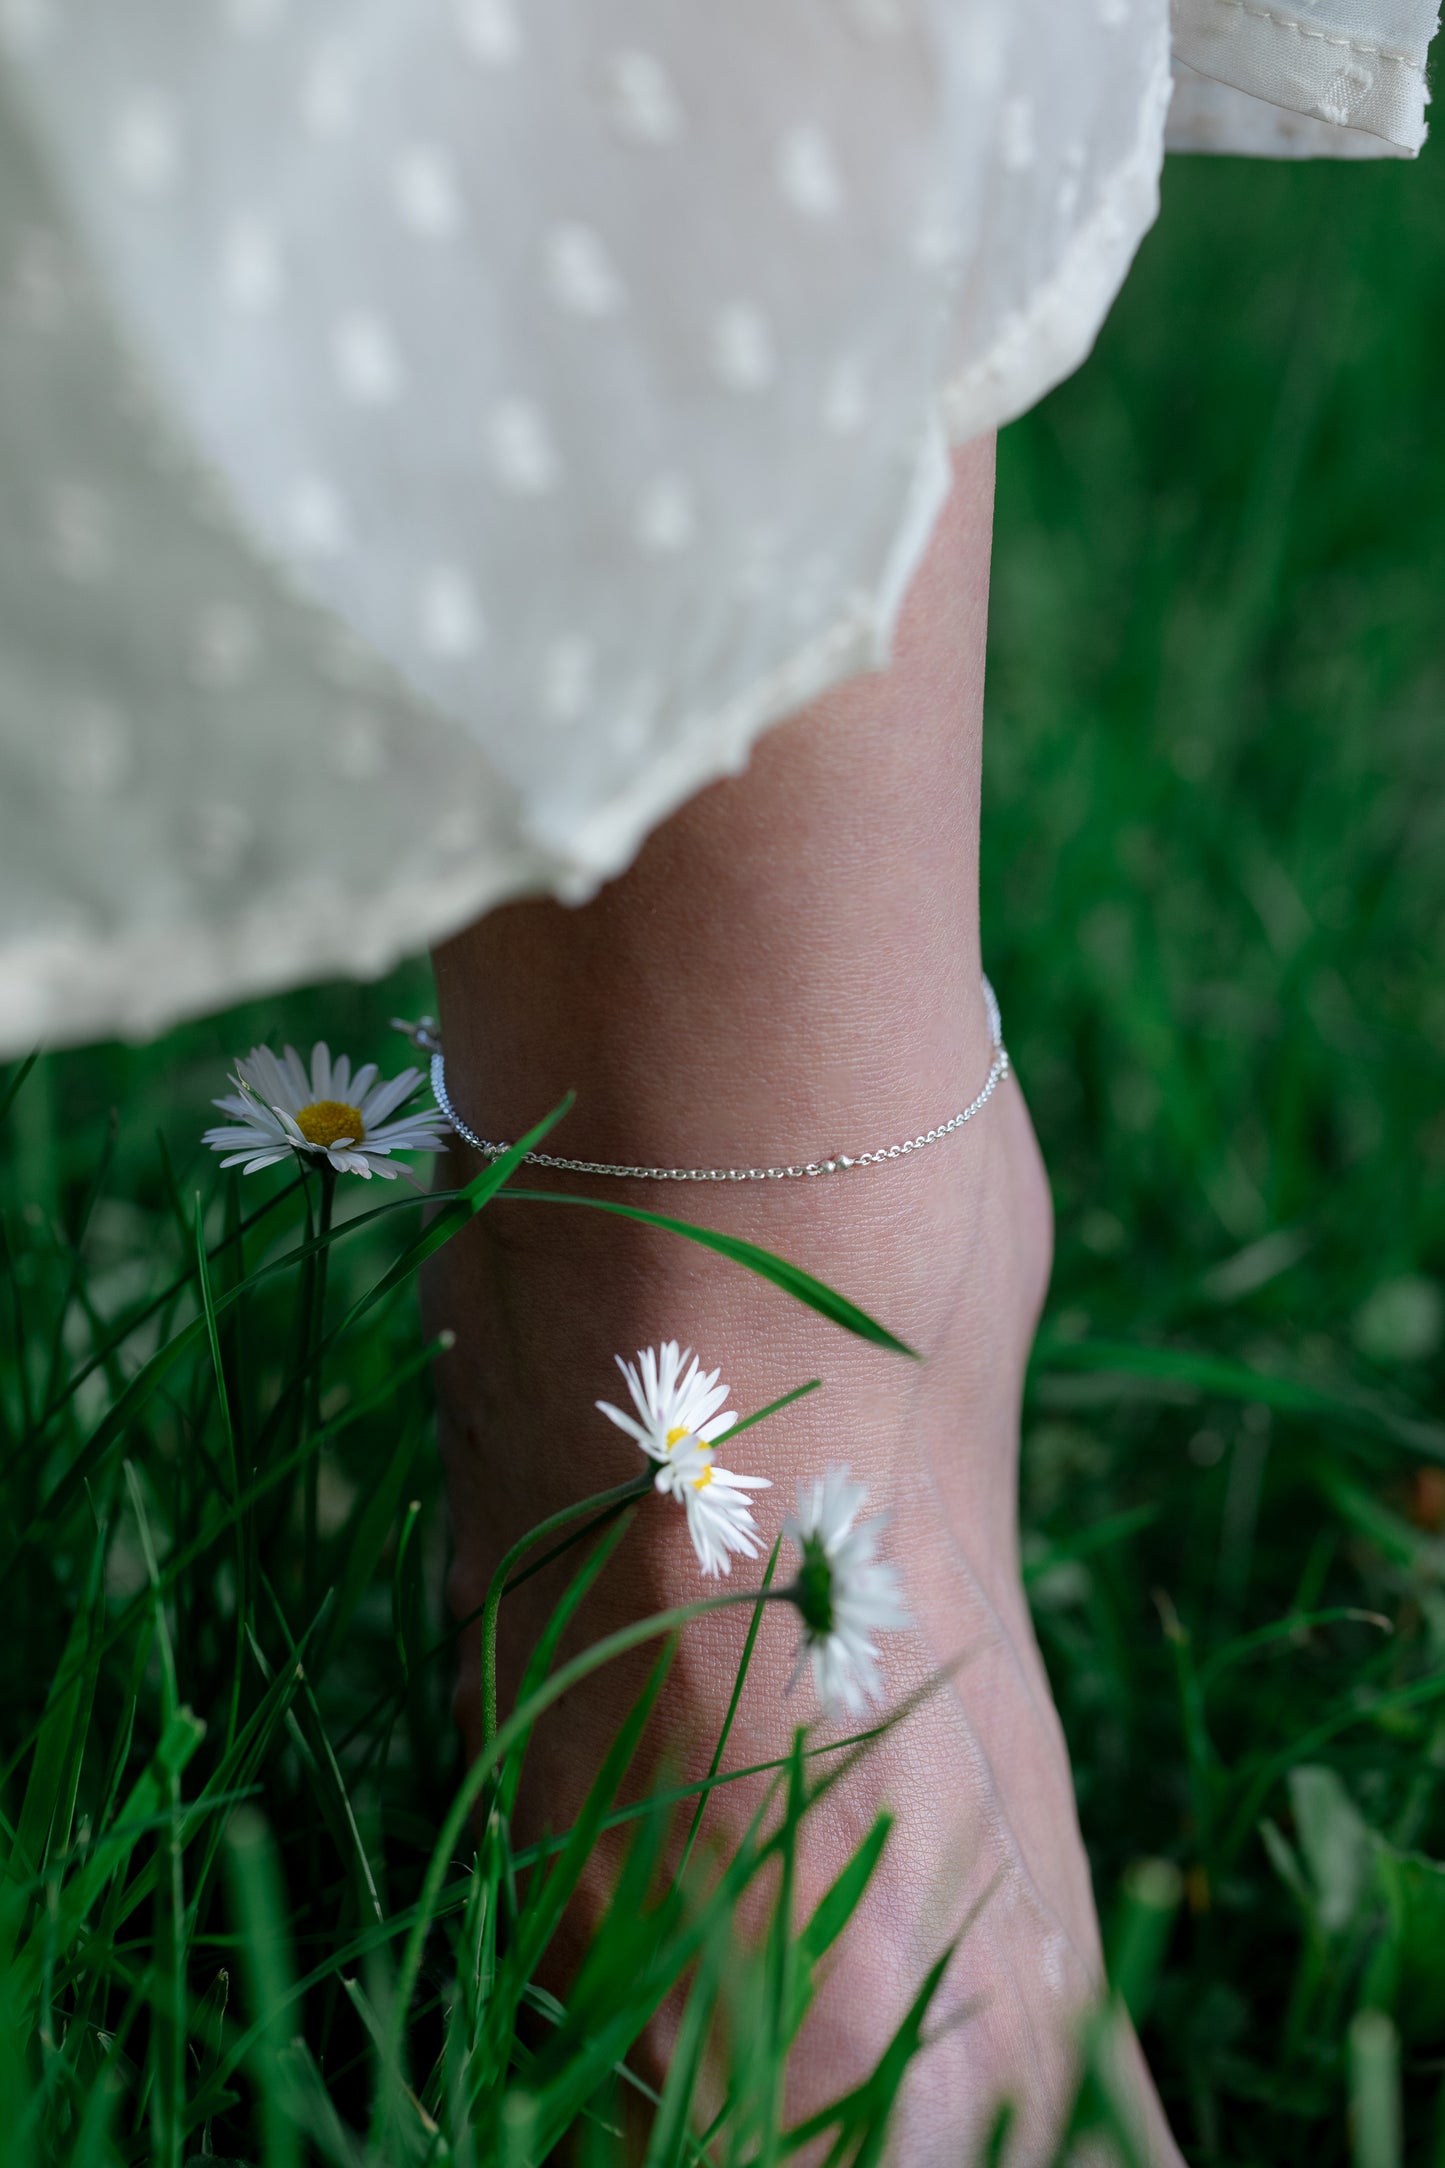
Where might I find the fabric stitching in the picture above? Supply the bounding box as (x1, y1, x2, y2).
(1205, 0, 1425, 74)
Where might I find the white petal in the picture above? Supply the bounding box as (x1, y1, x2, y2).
(681, 1366, 730, 1432)
(211, 1091, 268, 1122)
(280, 1044, 312, 1105)
(365, 1114, 448, 1148)
(357, 1067, 422, 1127)
(241, 1046, 298, 1113)
(614, 1354, 649, 1425)
(680, 1477, 763, 1576)
(349, 1061, 380, 1110)
(362, 1156, 401, 1180)
(596, 1398, 652, 1449)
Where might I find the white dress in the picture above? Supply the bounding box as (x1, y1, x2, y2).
(0, 0, 1437, 1054)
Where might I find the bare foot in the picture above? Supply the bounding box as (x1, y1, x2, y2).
(428, 1066, 1183, 2164)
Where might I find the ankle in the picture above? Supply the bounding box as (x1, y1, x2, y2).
(427, 1068, 1052, 1637)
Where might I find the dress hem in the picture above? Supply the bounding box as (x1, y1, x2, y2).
(1170, 0, 1434, 153)
(0, 23, 1177, 1056)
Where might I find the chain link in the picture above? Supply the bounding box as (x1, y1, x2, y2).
(393, 976, 1008, 1183)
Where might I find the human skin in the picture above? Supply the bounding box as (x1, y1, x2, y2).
(425, 438, 1183, 2162)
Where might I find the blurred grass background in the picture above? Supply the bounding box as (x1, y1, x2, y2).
(3, 150, 1444, 2161)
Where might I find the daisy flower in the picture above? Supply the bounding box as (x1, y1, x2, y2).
(596, 1341, 740, 1461)
(651, 1430, 771, 1577)
(598, 1343, 770, 1576)
(202, 1041, 449, 1183)
(785, 1465, 910, 1717)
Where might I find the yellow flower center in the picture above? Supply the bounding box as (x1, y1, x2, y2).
(692, 1467, 714, 1490)
(295, 1099, 366, 1149)
(665, 1425, 690, 1451)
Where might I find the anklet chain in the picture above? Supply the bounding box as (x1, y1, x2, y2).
(393, 977, 1008, 1184)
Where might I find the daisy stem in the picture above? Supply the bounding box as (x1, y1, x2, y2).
(678, 1537, 782, 1879)
(302, 1164, 336, 1608)
(478, 1382, 819, 1745)
(479, 1472, 655, 1748)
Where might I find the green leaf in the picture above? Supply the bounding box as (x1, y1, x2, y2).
(782, 1936, 957, 2164)
(790, 1812, 893, 2042)
(500, 1190, 916, 1355)
(640, 1918, 727, 2168)
(3, 1338, 442, 1795)
(1348, 2010, 1402, 2168)
(314, 1418, 421, 1686)
(496, 1511, 638, 1820)
(93, 1622, 316, 1944)
(12, 1181, 443, 1567)
(1259, 1819, 1312, 1914)
(1368, 1841, 1445, 2045)
(677, 1537, 781, 1880)
(21, 1171, 303, 1447)
(334, 1097, 575, 1342)
(253, 1594, 385, 1930)
(1107, 1859, 1183, 2026)
(8, 1707, 206, 2010)
(0, 1048, 41, 1128)
(1031, 1335, 1445, 1460)
(506, 1644, 674, 2018)
(0, 1519, 106, 1954)
(1288, 1766, 1372, 1937)
(224, 1808, 302, 2168)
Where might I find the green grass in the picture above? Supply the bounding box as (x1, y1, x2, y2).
(993, 154, 1445, 2159)
(2, 150, 1444, 2163)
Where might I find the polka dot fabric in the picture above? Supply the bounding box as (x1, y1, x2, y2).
(0, 0, 1435, 1050)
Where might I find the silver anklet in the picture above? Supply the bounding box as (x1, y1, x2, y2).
(392, 976, 1008, 1185)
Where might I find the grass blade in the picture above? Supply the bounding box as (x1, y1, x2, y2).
(1031, 1335, 1445, 1460)
(500, 1191, 915, 1356)
(334, 1097, 574, 1342)
(225, 1807, 302, 2168)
